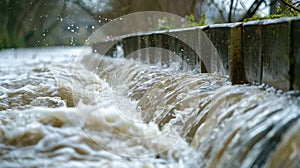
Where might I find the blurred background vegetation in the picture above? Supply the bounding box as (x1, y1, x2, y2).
(0, 0, 299, 49)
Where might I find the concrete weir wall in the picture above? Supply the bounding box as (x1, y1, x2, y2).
(92, 16, 300, 91)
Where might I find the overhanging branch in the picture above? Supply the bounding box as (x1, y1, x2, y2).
(280, 0, 300, 12)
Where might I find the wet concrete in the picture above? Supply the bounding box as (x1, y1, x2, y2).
(92, 16, 300, 91)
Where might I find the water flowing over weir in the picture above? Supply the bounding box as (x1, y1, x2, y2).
(0, 48, 300, 167)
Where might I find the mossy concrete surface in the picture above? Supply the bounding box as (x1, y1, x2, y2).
(261, 21, 291, 90)
(92, 16, 300, 91)
(203, 26, 230, 74)
(292, 19, 300, 90)
(242, 24, 263, 84)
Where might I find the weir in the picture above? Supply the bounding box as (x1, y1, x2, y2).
(86, 16, 300, 167)
(0, 17, 300, 167)
(79, 54, 300, 167)
(93, 16, 300, 91)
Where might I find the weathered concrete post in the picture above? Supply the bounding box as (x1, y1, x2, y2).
(202, 25, 230, 74)
(262, 19, 291, 91)
(229, 23, 246, 84)
(292, 17, 300, 90)
(243, 21, 263, 84)
(203, 23, 246, 84)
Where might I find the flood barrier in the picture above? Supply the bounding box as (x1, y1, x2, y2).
(92, 16, 300, 91)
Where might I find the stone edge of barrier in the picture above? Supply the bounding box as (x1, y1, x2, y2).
(92, 16, 300, 91)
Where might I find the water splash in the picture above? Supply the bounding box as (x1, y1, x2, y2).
(0, 48, 300, 167)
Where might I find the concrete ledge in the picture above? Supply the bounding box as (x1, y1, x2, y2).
(92, 16, 300, 91)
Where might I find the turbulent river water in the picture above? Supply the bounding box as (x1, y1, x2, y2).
(0, 47, 300, 168)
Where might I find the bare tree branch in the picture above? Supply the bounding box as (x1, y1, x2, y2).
(233, 0, 239, 18)
(228, 0, 235, 22)
(280, 0, 300, 12)
(209, 0, 226, 22)
(241, 0, 265, 21)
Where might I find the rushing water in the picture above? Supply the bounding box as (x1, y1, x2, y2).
(0, 47, 300, 167)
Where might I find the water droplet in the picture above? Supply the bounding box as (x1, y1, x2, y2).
(92, 26, 95, 29)
(120, 17, 123, 21)
(42, 33, 46, 37)
(70, 37, 74, 45)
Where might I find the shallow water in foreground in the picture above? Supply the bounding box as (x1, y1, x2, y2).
(0, 47, 300, 167)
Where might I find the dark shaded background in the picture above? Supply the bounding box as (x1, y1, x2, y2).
(1, 0, 296, 49)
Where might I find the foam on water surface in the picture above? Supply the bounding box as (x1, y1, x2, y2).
(1, 47, 300, 167)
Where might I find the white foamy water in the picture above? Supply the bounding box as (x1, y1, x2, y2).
(1, 47, 300, 168)
(0, 47, 199, 167)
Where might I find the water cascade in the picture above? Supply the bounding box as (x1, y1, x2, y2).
(80, 54, 300, 168)
(0, 48, 300, 167)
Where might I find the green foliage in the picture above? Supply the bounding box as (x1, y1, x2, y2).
(156, 14, 207, 31)
(187, 14, 196, 23)
(244, 4, 300, 22)
(0, 0, 66, 49)
(187, 14, 207, 26)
